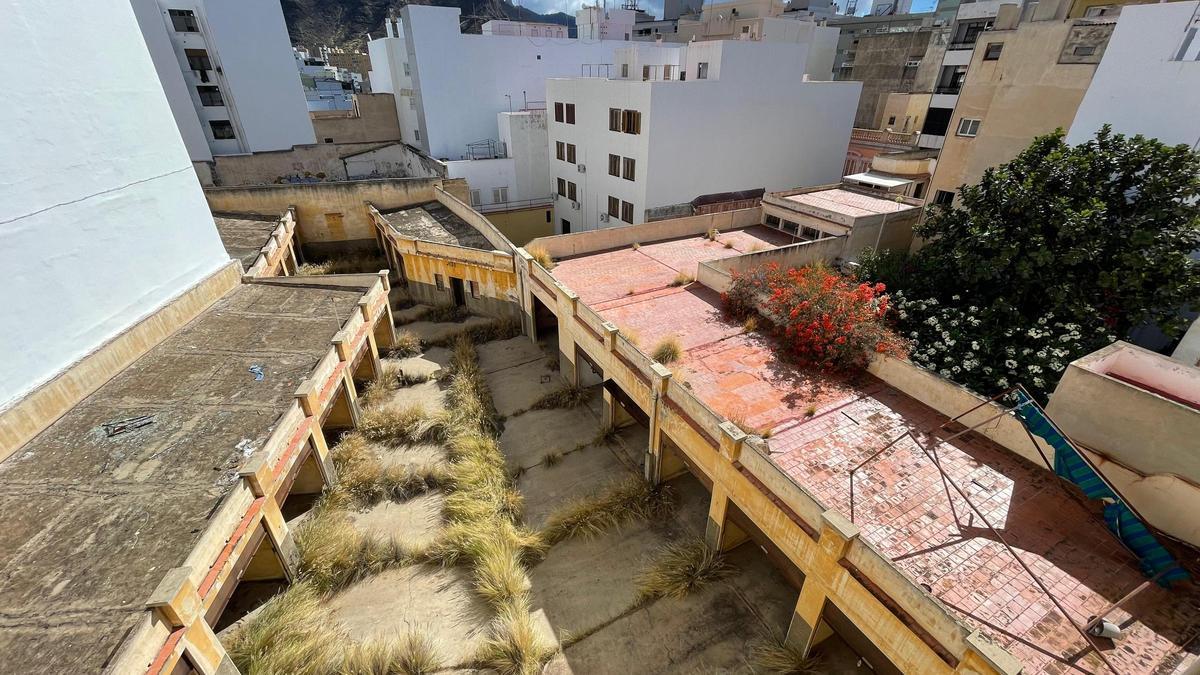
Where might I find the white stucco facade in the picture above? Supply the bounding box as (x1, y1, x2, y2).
(368, 5, 649, 161)
(132, 0, 316, 160)
(1067, 1, 1200, 150)
(546, 40, 860, 232)
(0, 0, 230, 408)
(447, 110, 553, 213)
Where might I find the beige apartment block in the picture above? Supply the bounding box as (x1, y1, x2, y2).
(925, 0, 1116, 203)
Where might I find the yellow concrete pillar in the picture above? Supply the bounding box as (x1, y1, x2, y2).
(785, 510, 860, 656)
(704, 482, 750, 552)
(145, 567, 238, 675)
(645, 362, 672, 484)
(237, 456, 299, 580)
(956, 631, 1023, 675)
(785, 578, 827, 656)
(375, 272, 398, 349)
(294, 379, 319, 417)
(557, 288, 580, 386)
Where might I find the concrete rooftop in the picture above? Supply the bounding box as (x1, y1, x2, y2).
(382, 201, 491, 250)
(0, 277, 375, 672)
(550, 232, 1200, 674)
(783, 188, 914, 218)
(213, 212, 280, 271)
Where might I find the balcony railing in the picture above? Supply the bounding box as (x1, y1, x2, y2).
(933, 85, 962, 95)
(947, 40, 978, 50)
(580, 63, 614, 78)
(849, 128, 920, 146)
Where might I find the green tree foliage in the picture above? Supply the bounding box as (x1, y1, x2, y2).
(860, 127, 1200, 399)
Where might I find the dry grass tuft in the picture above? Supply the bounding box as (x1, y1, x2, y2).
(724, 240, 734, 249)
(750, 635, 824, 674)
(226, 583, 335, 674)
(635, 539, 734, 602)
(424, 318, 521, 349)
(621, 327, 641, 346)
(527, 245, 555, 270)
(541, 478, 674, 545)
(341, 631, 443, 675)
(669, 272, 694, 287)
(421, 304, 470, 324)
(631, 242, 641, 250)
(742, 316, 759, 332)
(706, 228, 721, 241)
(332, 435, 448, 508)
(295, 510, 420, 594)
(541, 451, 563, 467)
(359, 404, 448, 446)
(390, 330, 422, 357)
(476, 602, 556, 675)
(528, 383, 588, 411)
(651, 336, 683, 364)
(296, 252, 388, 277)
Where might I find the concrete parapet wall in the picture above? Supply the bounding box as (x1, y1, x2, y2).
(527, 208, 761, 259)
(0, 261, 242, 462)
(205, 178, 469, 253)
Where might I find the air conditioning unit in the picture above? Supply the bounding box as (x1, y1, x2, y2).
(571, 200, 581, 209)
(906, 59, 921, 67)
(599, 212, 610, 222)
(577, 164, 586, 173)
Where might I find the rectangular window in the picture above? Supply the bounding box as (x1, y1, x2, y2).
(622, 110, 641, 135)
(556, 141, 565, 161)
(697, 62, 709, 79)
(664, 65, 673, 80)
(493, 187, 508, 203)
(435, 274, 445, 291)
(209, 120, 235, 139)
(765, 214, 781, 226)
(608, 153, 620, 176)
(414, 129, 421, 141)
(403, 62, 410, 76)
(567, 181, 577, 201)
(983, 43, 1003, 60)
(470, 189, 481, 206)
(608, 196, 620, 218)
(565, 103, 576, 124)
(185, 49, 211, 73)
(561, 219, 571, 233)
(557, 177, 567, 197)
(887, 115, 896, 126)
(554, 102, 564, 122)
(609, 108, 622, 132)
(469, 280, 480, 298)
(622, 63, 629, 78)
(169, 9, 199, 32)
(956, 117, 981, 137)
(622, 157, 635, 181)
(1074, 45, 1096, 56)
(934, 190, 955, 206)
(409, 97, 417, 110)
(620, 200, 634, 223)
(566, 143, 576, 164)
(642, 65, 651, 81)
(196, 85, 223, 107)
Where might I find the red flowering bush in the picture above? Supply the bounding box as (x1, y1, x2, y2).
(722, 263, 906, 371)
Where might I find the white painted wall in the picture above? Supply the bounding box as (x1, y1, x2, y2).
(1067, 1, 1200, 150)
(370, 5, 648, 160)
(546, 39, 859, 232)
(446, 110, 552, 210)
(0, 0, 230, 409)
(132, 0, 315, 160)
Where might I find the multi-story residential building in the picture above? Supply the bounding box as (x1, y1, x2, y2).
(827, 4, 956, 78)
(915, 0, 1009, 150)
(545, 40, 859, 232)
(577, 4, 653, 40)
(836, 22, 948, 127)
(925, 0, 1124, 205)
(482, 19, 569, 38)
(1067, 0, 1200, 149)
(673, 0, 837, 51)
(367, 6, 646, 161)
(130, 0, 316, 161)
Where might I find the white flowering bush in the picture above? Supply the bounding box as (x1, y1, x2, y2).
(890, 291, 1115, 398)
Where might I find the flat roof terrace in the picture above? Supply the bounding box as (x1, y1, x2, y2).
(381, 201, 491, 250)
(214, 212, 280, 271)
(0, 278, 373, 672)
(550, 238, 1200, 673)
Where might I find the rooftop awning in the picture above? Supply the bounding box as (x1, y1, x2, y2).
(843, 171, 912, 189)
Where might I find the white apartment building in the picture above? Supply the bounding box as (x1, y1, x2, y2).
(446, 110, 554, 216)
(577, 6, 642, 40)
(1067, 1, 1200, 150)
(367, 5, 648, 161)
(482, 19, 569, 38)
(2, 0, 229, 407)
(546, 39, 859, 232)
(131, 0, 316, 161)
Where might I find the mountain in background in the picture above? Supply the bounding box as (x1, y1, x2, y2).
(282, 0, 576, 50)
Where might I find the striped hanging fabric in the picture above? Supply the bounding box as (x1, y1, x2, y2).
(1014, 391, 1188, 585)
